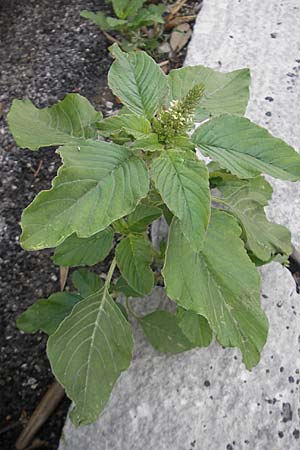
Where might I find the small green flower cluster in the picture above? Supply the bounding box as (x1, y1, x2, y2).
(152, 83, 205, 146)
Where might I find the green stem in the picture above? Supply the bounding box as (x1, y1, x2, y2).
(105, 257, 117, 290)
(211, 196, 229, 207)
(126, 297, 140, 320)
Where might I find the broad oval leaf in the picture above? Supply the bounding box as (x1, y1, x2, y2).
(176, 308, 212, 348)
(151, 150, 210, 252)
(140, 310, 195, 354)
(116, 234, 154, 295)
(17, 292, 82, 335)
(72, 269, 104, 298)
(108, 44, 169, 119)
(115, 276, 141, 298)
(212, 173, 291, 261)
(52, 228, 114, 267)
(127, 204, 162, 233)
(97, 114, 151, 139)
(163, 210, 268, 369)
(130, 133, 163, 152)
(21, 140, 149, 250)
(7, 94, 102, 151)
(47, 287, 134, 426)
(168, 66, 250, 121)
(192, 115, 300, 181)
(80, 11, 128, 31)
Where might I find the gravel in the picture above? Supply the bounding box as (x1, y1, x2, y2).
(0, 1, 112, 448)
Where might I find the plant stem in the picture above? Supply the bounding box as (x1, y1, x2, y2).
(105, 257, 117, 290)
(211, 196, 229, 207)
(102, 30, 121, 45)
(165, 15, 197, 31)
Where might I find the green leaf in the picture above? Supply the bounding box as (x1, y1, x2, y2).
(116, 234, 154, 295)
(116, 302, 129, 320)
(47, 287, 134, 426)
(139, 310, 195, 354)
(170, 136, 196, 152)
(52, 228, 113, 267)
(17, 292, 81, 335)
(192, 115, 300, 181)
(80, 11, 128, 31)
(115, 276, 141, 297)
(161, 204, 173, 226)
(127, 4, 166, 29)
(71, 269, 104, 298)
(127, 204, 162, 232)
(97, 114, 151, 138)
(151, 150, 210, 252)
(8, 94, 102, 151)
(108, 44, 169, 119)
(112, 218, 129, 235)
(212, 173, 291, 261)
(112, 0, 146, 19)
(130, 133, 163, 152)
(21, 140, 149, 250)
(168, 66, 250, 121)
(163, 210, 268, 369)
(176, 308, 212, 348)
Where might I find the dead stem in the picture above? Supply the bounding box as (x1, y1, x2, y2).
(165, 15, 197, 31)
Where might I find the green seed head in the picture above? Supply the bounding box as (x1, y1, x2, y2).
(152, 83, 205, 146)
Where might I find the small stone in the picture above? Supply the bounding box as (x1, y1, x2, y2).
(158, 42, 171, 54)
(293, 429, 300, 439)
(27, 377, 37, 386)
(105, 101, 113, 109)
(282, 402, 293, 422)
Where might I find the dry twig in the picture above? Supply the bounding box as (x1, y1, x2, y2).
(102, 30, 121, 45)
(59, 266, 69, 291)
(165, 15, 197, 31)
(168, 0, 188, 19)
(15, 383, 65, 450)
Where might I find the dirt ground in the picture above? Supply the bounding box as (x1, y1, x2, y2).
(0, 1, 115, 448)
(0, 1, 201, 449)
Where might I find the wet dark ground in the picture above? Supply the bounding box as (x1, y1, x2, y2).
(0, 1, 113, 448)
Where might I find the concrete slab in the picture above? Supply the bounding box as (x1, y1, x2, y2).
(186, 0, 300, 246)
(59, 1, 300, 449)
